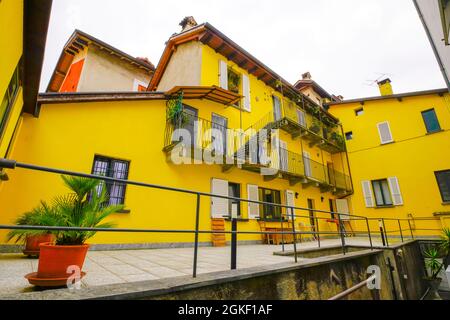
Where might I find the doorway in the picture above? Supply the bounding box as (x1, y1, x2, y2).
(182, 105, 198, 147)
(307, 198, 317, 240)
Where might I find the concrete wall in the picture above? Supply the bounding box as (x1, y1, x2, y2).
(78, 44, 151, 92)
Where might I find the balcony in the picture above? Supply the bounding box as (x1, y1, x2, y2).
(163, 111, 230, 163)
(246, 103, 346, 154)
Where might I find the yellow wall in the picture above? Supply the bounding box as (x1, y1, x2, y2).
(0, 98, 347, 246)
(0, 0, 24, 158)
(329, 92, 450, 237)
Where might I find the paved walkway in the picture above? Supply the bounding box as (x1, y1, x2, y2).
(0, 238, 382, 296)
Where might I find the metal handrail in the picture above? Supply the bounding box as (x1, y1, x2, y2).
(0, 158, 445, 279)
(328, 274, 377, 300)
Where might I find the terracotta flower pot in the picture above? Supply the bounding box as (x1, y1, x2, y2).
(37, 242, 89, 279)
(23, 234, 55, 257)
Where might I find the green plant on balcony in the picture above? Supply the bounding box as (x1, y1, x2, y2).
(330, 132, 345, 148)
(166, 92, 188, 126)
(228, 68, 241, 94)
(309, 117, 321, 134)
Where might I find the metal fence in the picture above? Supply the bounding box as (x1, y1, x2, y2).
(0, 158, 445, 279)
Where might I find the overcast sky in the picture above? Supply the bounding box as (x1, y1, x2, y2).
(40, 0, 446, 99)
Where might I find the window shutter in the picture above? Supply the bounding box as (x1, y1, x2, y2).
(388, 177, 403, 206)
(242, 74, 251, 111)
(377, 121, 393, 144)
(336, 199, 350, 221)
(247, 184, 260, 219)
(219, 60, 228, 90)
(303, 151, 312, 177)
(297, 109, 306, 127)
(285, 190, 296, 220)
(211, 179, 229, 218)
(361, 180, 375, 208)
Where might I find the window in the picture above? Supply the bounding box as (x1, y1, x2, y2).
(422, 109, 441, 134)
(228, 183, 241, 218)
(91, 156, 130, 206)
(258, 187, 282, 220)
(345, 131, 353, 140)
(371, 179, 393, 206)
(377, 121, 393, 144)
(0, 64, 20, 138)
(435, 170, 450, 203)
(227, 67, 241, 105)
(355, 108, 364, 116)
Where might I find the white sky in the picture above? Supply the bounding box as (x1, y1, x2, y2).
(40, 0, 446, 99)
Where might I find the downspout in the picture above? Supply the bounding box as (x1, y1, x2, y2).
(413, 0, 450, 92)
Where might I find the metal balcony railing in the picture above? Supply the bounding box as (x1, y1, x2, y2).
(164, 111, 230, 157)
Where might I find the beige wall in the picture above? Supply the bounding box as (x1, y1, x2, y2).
(300, 87, 323, 106)
(78, 44, 151, 92)
(157, 41, 202, 91)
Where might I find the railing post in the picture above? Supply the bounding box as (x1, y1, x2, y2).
(316, 216, 321, 248)
(290, 207, 298, 263)
(230, 218, 237, 270)
(382, 218, 389, 247)
(280, 208, 285, 252)
(366, 218, 373, 250)
(398, 219, 404, 243)
(407, 219, 414, 239)
(337, 213, 346, 255)
(192, 193, 201, 278)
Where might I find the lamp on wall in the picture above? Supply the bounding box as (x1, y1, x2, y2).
(321, 196, 324, 203)
(295, 192, 299, 199)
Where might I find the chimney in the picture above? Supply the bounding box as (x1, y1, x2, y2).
(179, 16, 198, 32)
(302, 72, 312, 80)
(377, 78, 393, 96)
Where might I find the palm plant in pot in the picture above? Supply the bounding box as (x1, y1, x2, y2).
(423, 247, 445, 300)
(24, 175, 122, 287)
(6, 204, 55, 257)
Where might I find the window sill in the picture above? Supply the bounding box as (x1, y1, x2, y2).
(225, 218, 249, 222)
(380, 141, 395, 146)
(442, 202, 450, 206)
(257, 218, 289, 223)
(374, 205, 395, 209)
(426, 129, 444, 135)
(116, 209, 131, 214)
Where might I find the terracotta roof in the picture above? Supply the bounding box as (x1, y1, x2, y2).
(293, 79, 333, 100)
(166, 86, 242, 105)
(147, 22, 339, 123)
(46, 30, 155, 93)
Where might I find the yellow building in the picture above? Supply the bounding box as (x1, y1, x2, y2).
(0, 0, 52, 179)
(0, 17, 353, 249)
(327, 80, 450, 238)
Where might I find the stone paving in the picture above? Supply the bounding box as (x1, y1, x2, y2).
(0, 237, 382, 296)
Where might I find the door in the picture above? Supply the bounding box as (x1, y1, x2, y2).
(336, 199, 350, 221)
(182, 105, 198, 147)
(285, 190, 295, 220)
(307, 199, 317, 239)
(273, 96, 282, 121)
(279, 140, 288, 172)
(211, 178, 229, 218)
(212, 113, 227, 155)
(303, 151, 312, 177)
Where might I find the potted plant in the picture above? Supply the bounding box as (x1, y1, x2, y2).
(6, 205, 55, 257)
(24, 175, 122, 287)
(423, 247, 444, 300)
(309, 117, 321, 134)
(166, 92, 188, 127)
(330, 132, 345, 148)
(440, 227, 450, 269)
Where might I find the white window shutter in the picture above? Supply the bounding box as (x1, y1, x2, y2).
(377, 121, 393, 144)
(219, 60, 228, 90)
(361, 180, 375, 208)
(336, 199, 350, 221)
(247, 184, 260, 219)
(285, 190, 296, 220)
(242, 74, 251, 111)
(211, 179, 229, 218)
(388, 177, 403, 206)
(297, 109, 306, 127)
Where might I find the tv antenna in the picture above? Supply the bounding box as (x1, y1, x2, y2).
(364, 73, 393, 87)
